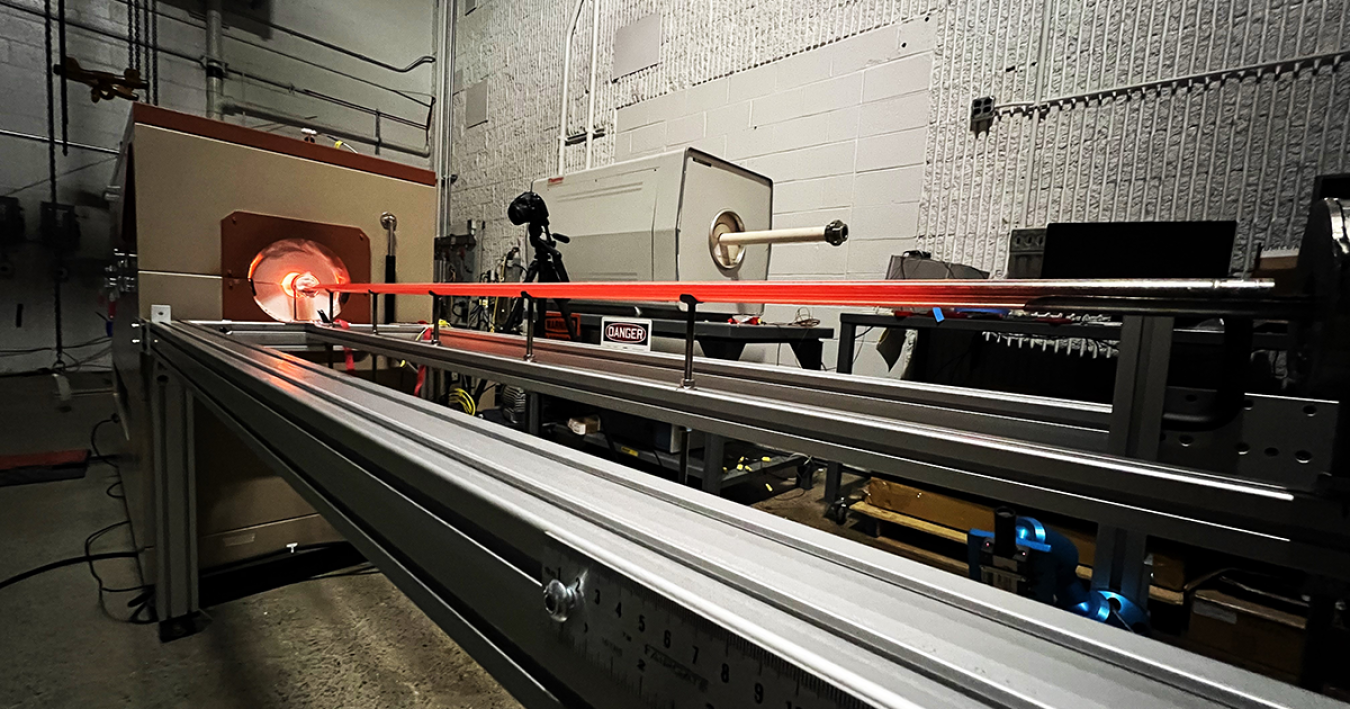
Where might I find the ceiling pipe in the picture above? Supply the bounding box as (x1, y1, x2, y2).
(583, 0, 600, 169)
(220, 100, 431, 158)
(556, 0, 587, 175)
(434, 0, 457, 242)
(204, 0, 224, 119)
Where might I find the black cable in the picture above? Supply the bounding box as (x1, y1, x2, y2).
(84, 521, 143, 593)
(42, 0, 64, 370)
(0, 552, 139, 592)
(130, 0, 140, 74)
(57, 0, 68, 155)
(125, 0, 134, 69)
(0, 335, 109, 355)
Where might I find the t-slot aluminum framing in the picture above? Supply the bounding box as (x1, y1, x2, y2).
(147, 321, 1335, 709)
(250, 320, 1350, 583)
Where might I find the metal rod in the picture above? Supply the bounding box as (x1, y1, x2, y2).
(718, 222, 848, 247)
(430, 292, 441, 346)
(680, 294, 698, 389)
(523, 292, 535, 362)
(369, 289, 379, 383)
(369, 290, 379, 336)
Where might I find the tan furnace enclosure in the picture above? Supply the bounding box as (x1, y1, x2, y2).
(110, 104, 436, 574)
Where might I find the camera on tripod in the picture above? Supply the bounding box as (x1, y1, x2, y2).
(505, 191, 577, 340)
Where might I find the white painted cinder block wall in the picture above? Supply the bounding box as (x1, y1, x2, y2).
(610, 22, 935, 371)
(451, 0, 1350, 373)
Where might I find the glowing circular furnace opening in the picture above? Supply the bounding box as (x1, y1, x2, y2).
(248, 238, 350, 322)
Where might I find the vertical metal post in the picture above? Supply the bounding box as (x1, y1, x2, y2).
(701, 433, 725, 495)
(426, 293, 442, 401)
(824, 461, 843, 505)
(1093, 315, 1174, 606)
(369, 290, 379, 336)
(429, 290, 440, 343)
(369, 290, 380, 383)
(680, 294, 698, 388)
(527, 393, 541, 436)
(1107, 315, 1174, 459)
(677, 427, 691, 486)
(430, 293, 442, 345)
(151, 366, 200, 641)
(327, 291, 335, 322)
(523, 292, 536, 361)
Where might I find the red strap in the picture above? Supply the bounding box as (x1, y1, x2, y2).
(413, 322, 432, 396)
(333, 319, 356, 374)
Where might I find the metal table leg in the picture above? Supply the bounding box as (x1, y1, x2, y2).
(836, 320, 858, 374)
(527, 392, 541, 437)
(788, 338, 824, 370)
(824, 461, 843, 504)
(151, 366, 201, 641)
(701, 434, 725, 495)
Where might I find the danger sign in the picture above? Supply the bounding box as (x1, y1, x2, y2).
(600, 317, 652, 351)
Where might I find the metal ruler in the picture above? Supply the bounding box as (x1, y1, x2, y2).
(541, 540, 873, 709)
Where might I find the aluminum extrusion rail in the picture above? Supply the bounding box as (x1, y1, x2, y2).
(291, 322, 1350, 581)
(149, 321, 1333, 709)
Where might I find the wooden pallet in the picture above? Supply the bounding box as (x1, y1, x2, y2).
(852, 500, 1184, 606)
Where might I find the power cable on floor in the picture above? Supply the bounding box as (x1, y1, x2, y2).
(0, 552, 139, 593)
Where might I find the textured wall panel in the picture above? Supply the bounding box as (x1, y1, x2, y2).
(918, 0, 1350, 274)
(455, 0, 1349, 277)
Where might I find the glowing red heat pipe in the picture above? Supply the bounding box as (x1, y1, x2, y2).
(305, 278, 1284, 312)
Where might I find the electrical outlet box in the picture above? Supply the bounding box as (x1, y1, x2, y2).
(40, 202, 79, 250)
(971, 96, 995, 130)
(0, 196, 24, 246)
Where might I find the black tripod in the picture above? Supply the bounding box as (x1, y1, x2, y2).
(504, 192, 579, 341)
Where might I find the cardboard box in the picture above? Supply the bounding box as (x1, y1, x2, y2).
(1187, 589, 1305, 681)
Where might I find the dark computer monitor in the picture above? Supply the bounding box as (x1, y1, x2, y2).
(1039, 221, 1237, 279)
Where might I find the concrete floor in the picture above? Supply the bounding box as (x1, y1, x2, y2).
(0, 374, 868, 709)
(0, 375, 835, 709)
(0, 374, 521, 709)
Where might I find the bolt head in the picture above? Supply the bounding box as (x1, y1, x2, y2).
(543, 578, 577, 622)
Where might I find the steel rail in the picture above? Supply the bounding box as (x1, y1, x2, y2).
(149, 321, 1335, 709)
(307, 278, 1307, 317)
(283, 322, 1350, 580)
